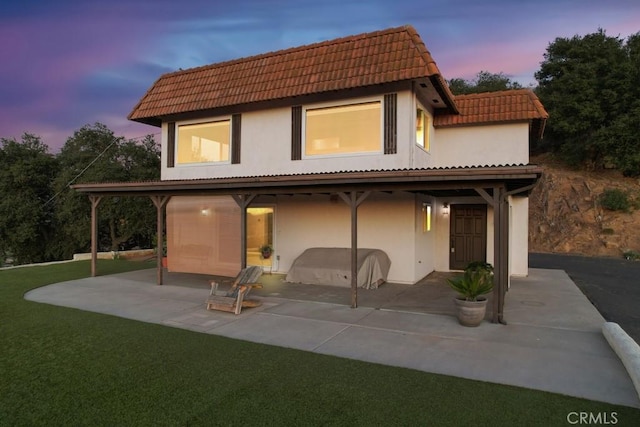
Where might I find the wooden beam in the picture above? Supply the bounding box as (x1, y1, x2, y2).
(232, 194, 256, 268)
(475, 188, 495, 206)
(89, 195, 102, 277)
(504, 183, 537, 198)
(150, 196, 171, 285)
(337, 191, 370, 308)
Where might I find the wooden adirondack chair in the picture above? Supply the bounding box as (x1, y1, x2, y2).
(206, 266, 263, 314)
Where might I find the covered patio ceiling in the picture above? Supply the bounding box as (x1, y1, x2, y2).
(72, 164, 543, 325)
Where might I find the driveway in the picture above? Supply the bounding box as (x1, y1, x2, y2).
(529, 252, 640, 344)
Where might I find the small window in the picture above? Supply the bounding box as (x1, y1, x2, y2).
(177, 120, 230, 164)
(422, 203, 432, 232)
(416, 107, 430, 151)
(305, 101, 381, 156)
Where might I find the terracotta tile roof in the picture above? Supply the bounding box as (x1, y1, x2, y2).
(434, 89, 548, 127)
(129, 25, 457, 125)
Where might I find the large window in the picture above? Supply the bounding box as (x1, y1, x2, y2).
(416, 107, 430, 151)
(177, 120, 230, 164)
(305, 101, 381, 156)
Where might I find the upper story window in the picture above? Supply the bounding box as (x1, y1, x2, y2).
(416, 107, 430, 152)
(177, 120, 230, 164)
(305, 101, 381, 156)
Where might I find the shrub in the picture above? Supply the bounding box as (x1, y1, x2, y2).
(465, 261, 494, 274)
(599, 189, 630, 211)
(601, 228, 615, 235)
(623, 250, 640, 261)
(447, 261, 494, 301)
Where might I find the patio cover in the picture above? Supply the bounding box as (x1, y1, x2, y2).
(71, 164, 542, 324)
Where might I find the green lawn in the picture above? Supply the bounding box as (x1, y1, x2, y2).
(1, 261, 639, 426)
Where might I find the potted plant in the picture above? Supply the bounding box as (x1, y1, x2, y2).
(446, 261, 494, 327)
(259, 244, 273, 259)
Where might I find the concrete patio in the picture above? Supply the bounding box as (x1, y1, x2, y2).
(25, 266, 640, 409)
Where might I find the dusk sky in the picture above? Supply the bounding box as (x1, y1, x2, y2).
(1, 0, 639, 152)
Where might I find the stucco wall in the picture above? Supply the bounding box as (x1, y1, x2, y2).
(432, 122, 529, 168)
(161, 92, 415, 180)
(162, 193, 529, 283)
(509, 196, 529, 276)
(158, 91, 533, 280)
(274, 193, 418, 284)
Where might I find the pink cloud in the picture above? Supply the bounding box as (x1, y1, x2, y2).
(435, 40, 545, 86)
(0, 8, 159, 150)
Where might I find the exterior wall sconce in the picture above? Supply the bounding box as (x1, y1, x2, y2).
(442, 202, 449, 215)
(200, 208, 210, 216)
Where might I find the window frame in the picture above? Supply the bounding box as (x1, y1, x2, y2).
(302, 97, 384, 159)
(174, 117, 232, 166)
(415, 103, 431, 153)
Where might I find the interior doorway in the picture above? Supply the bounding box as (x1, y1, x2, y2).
(247, 207, 274, 270)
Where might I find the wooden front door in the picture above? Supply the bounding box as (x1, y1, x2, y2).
(449, 204, 487, 270)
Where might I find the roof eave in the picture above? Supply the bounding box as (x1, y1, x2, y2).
(129, 116, 162, 127)
(429, 75, 459, 114)
(71, 165, 543, 196)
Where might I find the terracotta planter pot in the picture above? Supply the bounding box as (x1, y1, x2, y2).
(453, 297, 487, 327)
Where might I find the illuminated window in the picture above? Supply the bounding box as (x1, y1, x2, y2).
(305, 101, 381, 156)
(177, 120, 230, 164)
(422, 203, 432, 232)
(416, 107, 430, 151)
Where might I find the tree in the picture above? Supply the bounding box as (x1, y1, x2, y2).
(0, 134, 58, 264)
(609, 32, 640, 176)
(535, 29, 640, 174)
(51, 123, 160, 259)
(448, 71, 523, 95)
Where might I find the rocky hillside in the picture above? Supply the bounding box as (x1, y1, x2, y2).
(529, 155, 640, 258)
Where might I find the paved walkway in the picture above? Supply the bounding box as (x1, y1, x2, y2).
(25, 267, 640, 408)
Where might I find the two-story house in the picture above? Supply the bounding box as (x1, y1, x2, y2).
(74, 25, 547, 322)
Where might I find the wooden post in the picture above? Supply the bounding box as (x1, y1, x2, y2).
(150, 196, 171, 285)
(492, 187, 503, 323)
(338, 191, 370, 308)
(232, 194, 256, 268)
(485, 186, 510, 324)
(89, 195, 102, 277)
(475, 186, 506, 324)
(498, 192, 510, 324)
(476, 185, 512, 324)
